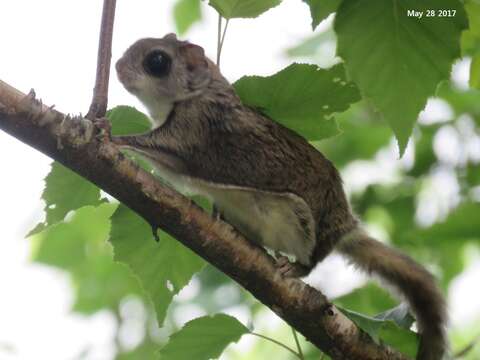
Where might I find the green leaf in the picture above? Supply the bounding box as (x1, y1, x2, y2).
(470, 54, 480, 89)
(461, 29, 480, 56)
(31, 204, 147, 314)
(461, 0, 480, 58)
(116, 339, 159, 360)
(334, 283, 397, 315)
(302, 0, 340, 29)
(159, 314, 249, 360)
(106, 106, 155, 173)
(208, 0, 281, 19)
(174, 0, 202, 35)
(29, 106, 152, 236)
(72, 257, 145, 315)
(234, 63, 361, 140)
(465, 0, 480, 37)
(107, 105, 152, 136)
(465, 0, 480, 88)
(32, 204, 115, 269)
(375, 303, 415, 330)
(316, 101, 391, 167)
(377, 321, 419, 358)
(335, 0, 468, 154)
(109, 204, 205, 325)
(28, 162, 103, 236)
(340, 308, 419, 357)
(462, 32, 480, 58)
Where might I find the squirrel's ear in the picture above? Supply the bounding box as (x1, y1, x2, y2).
(164, 33, 178, 42)
(179, 43, 208, 71)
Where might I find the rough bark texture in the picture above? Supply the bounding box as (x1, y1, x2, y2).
(0, 79, 410, 360)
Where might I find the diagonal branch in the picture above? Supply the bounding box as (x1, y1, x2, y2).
(0, 79, 409, 360)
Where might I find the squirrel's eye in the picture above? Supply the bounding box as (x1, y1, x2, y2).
(143, 50, 171, 77)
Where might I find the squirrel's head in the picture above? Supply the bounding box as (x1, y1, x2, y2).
(116, 34, 212, 123)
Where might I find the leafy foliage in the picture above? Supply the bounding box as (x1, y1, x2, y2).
(315, 101, 391, 167)
(375, 304, 415, 330)
(208, 0, 281, 19)
(335, 283, 397, 315)
(109, 204, 205, 325)
(28, 162, 103, 236)
(234, 63, 360, 140)
(335, 0, 468, 154)
(159, 314, 249, 359)
(302, 0, 340, 29)
(107, 105, 152, 135)
(174, 0, 202, 35)
(336, 284, 418, 356)
(31, 204, 145, 315)
(471, 55, 480, 89)
(341, 308, 419, 358)
(464, 0, 480, 89)
(18, 0, 480, 359)
(28, 105, 150, 237)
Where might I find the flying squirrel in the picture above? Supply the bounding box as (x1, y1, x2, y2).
(112, 33, 447, 360)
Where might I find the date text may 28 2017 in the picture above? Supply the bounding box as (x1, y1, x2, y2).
(407, 9, 457, 18)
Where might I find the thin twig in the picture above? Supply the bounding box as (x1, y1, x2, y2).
(291, 327, 304, 360)
(217, 19, 229, 68)
(454, 334, 480, 358)
(216, 14, 222, 66)
(250, 332, 301, 359)
(86, 0, 117, 120)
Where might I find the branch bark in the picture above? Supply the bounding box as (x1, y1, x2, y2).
(0, 79, 410, 360)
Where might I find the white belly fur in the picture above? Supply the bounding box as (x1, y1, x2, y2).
(151, 161, 316, 266)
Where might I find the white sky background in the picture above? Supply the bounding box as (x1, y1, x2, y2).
(0, 1, 479, 359)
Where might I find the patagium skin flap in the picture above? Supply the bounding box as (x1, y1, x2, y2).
(114, 33, 447, 360)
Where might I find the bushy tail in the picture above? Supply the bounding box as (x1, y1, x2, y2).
(336, 228, 447, 360)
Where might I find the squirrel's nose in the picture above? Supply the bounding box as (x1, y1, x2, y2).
(115, 57, 130, 85)
(115, 57, 125, 74)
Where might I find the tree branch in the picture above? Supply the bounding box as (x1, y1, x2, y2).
(86, 0, 116, 120)
(0, 79, 409, 360)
